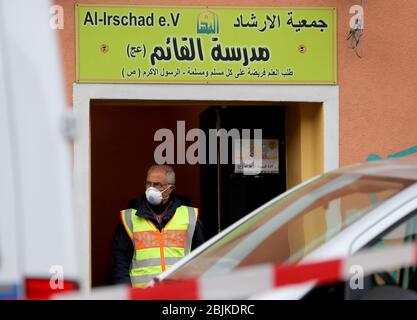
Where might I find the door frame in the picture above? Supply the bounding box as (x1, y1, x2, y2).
(73, 83, 339, 290)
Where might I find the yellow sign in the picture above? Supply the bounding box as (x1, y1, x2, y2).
(75, 4, 337, 84)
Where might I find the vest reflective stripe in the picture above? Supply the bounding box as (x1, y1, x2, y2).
(120, 209, 134, 240)
(185, 206, 197, 255)
(130, 274, 157, 288)
(130, 256, 182, 269)
(120, 205, 198, 288)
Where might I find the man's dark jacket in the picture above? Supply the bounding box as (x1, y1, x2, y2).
(111, 194, 205, 284)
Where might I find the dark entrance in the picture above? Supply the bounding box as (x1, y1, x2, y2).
(200, 105, 287, 239)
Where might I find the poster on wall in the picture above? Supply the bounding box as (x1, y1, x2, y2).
(75, 4, 337, 84)
(234, 139, 279, 175)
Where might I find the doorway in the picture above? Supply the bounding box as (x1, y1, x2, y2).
(74, 84, 339, 290)
(86, 97, 329, 288)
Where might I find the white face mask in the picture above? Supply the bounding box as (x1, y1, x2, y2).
(145, 185, 171, 205)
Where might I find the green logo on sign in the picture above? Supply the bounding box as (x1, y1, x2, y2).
(197, 11, 219, 34)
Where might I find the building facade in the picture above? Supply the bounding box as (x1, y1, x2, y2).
(55, 0, 417, 288)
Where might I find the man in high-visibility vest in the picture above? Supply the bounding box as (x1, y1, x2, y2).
(112, 164, 205, 287)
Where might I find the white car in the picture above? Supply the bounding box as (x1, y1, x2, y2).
(157, 157, 417, 299)
(0, 0, 80, 299)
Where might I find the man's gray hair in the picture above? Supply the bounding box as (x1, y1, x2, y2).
(147, 164, 176, 185)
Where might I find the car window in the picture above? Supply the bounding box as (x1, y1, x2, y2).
(166, 173, 414, 280)
(369, 211, 417, 289)
(303, 210, 417, 300)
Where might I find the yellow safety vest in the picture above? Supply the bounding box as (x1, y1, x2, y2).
(120, 205, 198, 288)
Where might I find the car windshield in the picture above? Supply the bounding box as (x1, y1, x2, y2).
(166, 172, 415, 280)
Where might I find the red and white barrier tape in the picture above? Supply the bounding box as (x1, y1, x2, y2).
(54, 242, 417, 300)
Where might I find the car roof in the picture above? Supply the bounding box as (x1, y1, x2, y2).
(333, 157, 417, 181)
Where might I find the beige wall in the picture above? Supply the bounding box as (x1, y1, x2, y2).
(286, 102, 323, 189)
(55, 0, 417, 165)
(89, 100, 207, 286)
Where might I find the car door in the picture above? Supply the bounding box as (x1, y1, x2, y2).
(302, 194, 417, 300)
(344, 202, 417, 299)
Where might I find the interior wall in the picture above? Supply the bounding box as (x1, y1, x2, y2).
(286, 103, 302, 190)
(286, 102, 324, 189)
(90, 100, 206, 287)
(300, 102, 324, 181)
